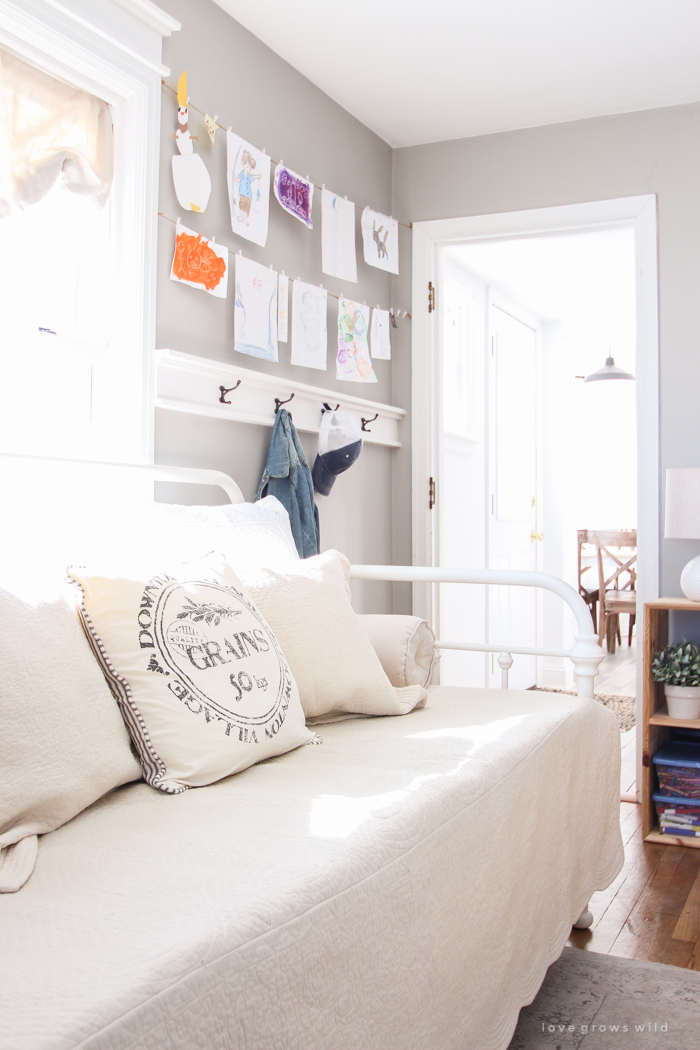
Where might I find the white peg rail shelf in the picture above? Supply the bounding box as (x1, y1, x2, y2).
(155, 350, 406, 448)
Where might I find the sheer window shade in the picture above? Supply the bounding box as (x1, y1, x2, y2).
(0, 49, 113, 219)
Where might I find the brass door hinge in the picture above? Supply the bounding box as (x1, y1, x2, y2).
(530, 531, 544, 542)
(428, 282, 436, 313)
(429, 476, 436, 509)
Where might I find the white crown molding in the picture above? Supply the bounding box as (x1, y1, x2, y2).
(0, 0, 179, 77)
(111, 0, 180, 36)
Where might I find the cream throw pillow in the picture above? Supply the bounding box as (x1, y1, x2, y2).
(0, 585, 141, 893)
(69, 555, 313, 793)
(238, 550, 428, 723)
(358, 615, 436, 688)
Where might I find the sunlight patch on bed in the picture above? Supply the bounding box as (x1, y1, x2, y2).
(407, 714, 527, 753)
(310, 716, 528, 839)
(310, 789, 409, 839)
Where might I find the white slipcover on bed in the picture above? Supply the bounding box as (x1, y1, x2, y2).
(0, 685, 623, 1050)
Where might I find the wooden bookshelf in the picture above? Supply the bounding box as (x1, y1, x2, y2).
(643, 599, 700, 846)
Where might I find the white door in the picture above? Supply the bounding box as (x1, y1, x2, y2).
(438, 264, 487, 686)
(488, 302, 540, 689)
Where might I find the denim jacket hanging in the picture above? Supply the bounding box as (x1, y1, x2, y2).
(256, 408, 320, 558)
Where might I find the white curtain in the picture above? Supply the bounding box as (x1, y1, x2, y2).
(0, 49, 113, 219)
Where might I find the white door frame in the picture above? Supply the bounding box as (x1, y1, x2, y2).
(412, 195, 659, 794)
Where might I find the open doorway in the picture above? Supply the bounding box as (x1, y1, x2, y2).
(412, 196, 659, 802)
(438, 228, 638, 792)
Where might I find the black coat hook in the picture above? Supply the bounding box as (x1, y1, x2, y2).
(361, 413, 379, 432)
(219, 381, 241, 404)
(322, 402, 340, 413)
(274, 393, 295, 413)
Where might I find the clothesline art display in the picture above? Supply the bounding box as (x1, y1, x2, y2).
(170, 221, 228, 297)
(226, 130, 271, 247)
(336, 298, 376, 384)
(172, 72, 211, 214)
(274, 164, 313, 228)
(361, 207, 399, 275)
(321, 189, 357, 283)
(162, 80, 412, 230)
(291, 280, 328, 371)
(159, 210, 411, 319)
(278, 274, 289, 343)
(370, 308, 391, 360)
(234, 255, 279, 362)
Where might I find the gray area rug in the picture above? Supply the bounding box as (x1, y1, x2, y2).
(531, 688, 635, 733)
(508, 947, 700, 1048)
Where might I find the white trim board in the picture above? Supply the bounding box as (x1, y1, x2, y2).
(412, 195, 659, 800)
(156, 349, 406, 449)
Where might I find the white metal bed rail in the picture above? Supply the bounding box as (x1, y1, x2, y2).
(349, 565, 604, 696)
(0, 454, 603, 695)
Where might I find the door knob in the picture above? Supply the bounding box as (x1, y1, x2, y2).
(531, 531, 544, 542)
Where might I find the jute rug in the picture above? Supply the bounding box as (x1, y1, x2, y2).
(532, 688, 635, 733)
(507, 947, 700, 1048)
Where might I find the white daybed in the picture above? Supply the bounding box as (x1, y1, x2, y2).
(0, 459, 623, 1050)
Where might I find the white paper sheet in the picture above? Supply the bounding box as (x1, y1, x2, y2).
(291, 281, 327, 371)
(336, 297, 376, 383)
(278, 275, 289, 343)
(370, 308, 391, 360)
(321, 189, 357, 283)
(170, 221, 228, 299)
(361, 207, 399, 275)
(227, 131, 271, 248)
(234, 255, 278, 362)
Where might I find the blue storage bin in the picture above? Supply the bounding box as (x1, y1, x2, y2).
(653, 791, 700, 837)
(652, 741, 700, 800)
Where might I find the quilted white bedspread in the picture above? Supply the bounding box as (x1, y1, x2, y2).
(0, 686, 623, 1050)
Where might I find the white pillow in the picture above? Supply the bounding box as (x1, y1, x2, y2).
(0, 586, 142, 893)
(68, 554, 314, 792)
(141, 496, 299, 570)
(358, 615, 436, 688)
(238, 550, 428, 724)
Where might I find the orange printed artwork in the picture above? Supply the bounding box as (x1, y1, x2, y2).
(173, 230, 226, 291)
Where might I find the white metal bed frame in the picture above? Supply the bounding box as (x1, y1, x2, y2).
(0, 454, 604, 695)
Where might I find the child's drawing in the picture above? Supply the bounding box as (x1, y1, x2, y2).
(336, 298, 376, 383)
(278, 274, 289, 343)
(227, 131, 271, 248)
(370, 308, 391, 360)
(361, 206, 399, 275)
(170, 221, 228, 298)
(234, 255, 278, 361)
(291, 280, 327, 371)
(274, 164, 313, 228)
(321, 188, 357, 283)
(172, 72, 211, 213)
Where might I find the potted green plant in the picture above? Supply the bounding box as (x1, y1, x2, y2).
(652, 641, 700, 719)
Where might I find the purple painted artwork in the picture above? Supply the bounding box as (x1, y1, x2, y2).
(273, 163, 314, 229)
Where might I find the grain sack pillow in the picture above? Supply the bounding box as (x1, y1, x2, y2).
(68, 554, 313, 793)
(0, 585, 142, 894)
(238, 550, 428, 724)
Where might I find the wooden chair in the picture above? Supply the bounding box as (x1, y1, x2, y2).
(589, 530, 637, 654)
(577, 530, 599, 632)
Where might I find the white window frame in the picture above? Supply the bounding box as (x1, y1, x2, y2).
(0, 0, 180, 462)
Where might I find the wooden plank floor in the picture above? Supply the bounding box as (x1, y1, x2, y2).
(567, 802, 700, 967)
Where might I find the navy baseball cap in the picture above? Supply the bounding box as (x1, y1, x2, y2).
(312, 407, 363, 496)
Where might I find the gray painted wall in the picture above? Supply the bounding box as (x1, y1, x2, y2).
(392, 102, 700, 598)
(156, 0, 408, 611)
